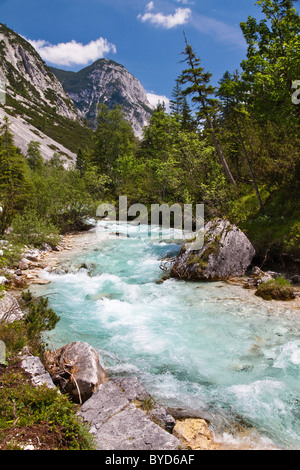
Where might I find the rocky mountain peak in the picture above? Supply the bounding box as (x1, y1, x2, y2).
(50, 59, 154, 138)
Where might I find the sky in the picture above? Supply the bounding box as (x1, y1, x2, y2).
(0, 0, 265, 107)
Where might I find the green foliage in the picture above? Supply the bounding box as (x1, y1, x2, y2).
(0, 288, 95, 449)
(0, 294, 59, 357)
(0, 117, 33, 234)
(93, 103, 136, 189)
(285, 222, 300, 255)
(76, 147, 86, 177)
(0, 285, 5, 300)
(0, 365, 95, 450)
(0, 292, 59, 357)
(1, 2, 300, 266)
(8, 209, 61, 249)
(179, 37, 237, 186)
(28, 156, 97, 233)
(0, 321, 28, 356)
(24, 296, 60, 342)
(255, 277, 295, 301)
(240, 0, 300, 126)
(228, 186, 270, 224)
(0, 244, 23, 269)
(26, 141, 43, 171)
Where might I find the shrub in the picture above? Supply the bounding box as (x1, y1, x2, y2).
(8, 210, 61, 249)
(0, 365, 95, 450)
(0, 293, 60, 357)
(0, 291, 95, 450)
(0, 321, 28, 356)
(255, 277, 295, 301)
(0, 244, 23, 269)
(24, 296, 60, 339)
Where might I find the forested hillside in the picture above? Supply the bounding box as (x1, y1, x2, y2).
(0, 0, 299, 272)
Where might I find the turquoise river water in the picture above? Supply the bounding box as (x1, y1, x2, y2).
(33, 221, 300, 450)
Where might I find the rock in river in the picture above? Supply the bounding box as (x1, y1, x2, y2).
(170, 218, 255, 281)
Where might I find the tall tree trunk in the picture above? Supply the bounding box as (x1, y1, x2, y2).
(182, 34, 237, 186)
(234, 116, 264, 211)
(207, 117, 237, 186)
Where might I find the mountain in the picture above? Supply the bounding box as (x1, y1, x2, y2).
(0, 23, 78, 121)
(0, 22, 152, 163)
(50, 59, 154, 138)
(0, 23, 94, 163)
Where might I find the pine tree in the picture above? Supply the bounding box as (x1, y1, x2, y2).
(170, 80, 197, 132)
(0, 117, 32, 234)
(179, 35, 237, 186)
(26, 141, 43, 171)
(181, 97, 197, 132)
(76, 148, 85, 177)
(170, 80, 185, 116)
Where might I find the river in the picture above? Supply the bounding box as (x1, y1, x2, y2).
(32, 221, 300, 450)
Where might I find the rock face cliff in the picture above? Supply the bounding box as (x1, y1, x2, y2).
(50, 59, 154, 138)
(0, 23, 78, 121)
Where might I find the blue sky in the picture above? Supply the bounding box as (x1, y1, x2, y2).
(0, 0, 264, 106)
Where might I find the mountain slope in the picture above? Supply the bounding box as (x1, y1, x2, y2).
(0, 107, 76, 166)
(0, 23, 78, 121)
(50, 59, 154, 138)
(0, 23, 95, 161)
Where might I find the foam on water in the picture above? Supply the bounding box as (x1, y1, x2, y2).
(34, 221, 300, 450)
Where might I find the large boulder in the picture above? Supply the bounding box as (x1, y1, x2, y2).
(0, 276, 8, 286)
(46, 341, 108, 404)
(173, 418, 221, 450)
(111, 377, 176, 433)
(170, 218, 255, 281)
(21, 354, 56, 389)
(0, 292, 24, 324)
(78, 380, 181, 450)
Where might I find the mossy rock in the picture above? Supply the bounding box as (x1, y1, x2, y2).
(255, 278, 295, 301)
(171, 219, 256, 281)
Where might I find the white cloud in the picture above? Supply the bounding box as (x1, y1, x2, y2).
(27, 37, 117, 66)
(147, 92, 170, 112)
(138, 6, 191, 29)
(146, 1, 154, 11)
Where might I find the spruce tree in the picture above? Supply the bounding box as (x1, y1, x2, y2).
(179, 35, 236, 186)
(76, 148, 85, 177)
(0, 117, 31, 234)
(26, 141, 43, 171)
